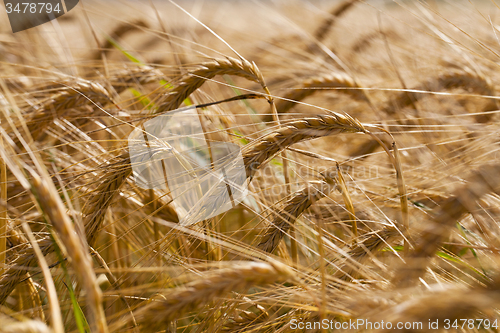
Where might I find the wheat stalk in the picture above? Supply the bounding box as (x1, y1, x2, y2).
(115, 261, 294, 331)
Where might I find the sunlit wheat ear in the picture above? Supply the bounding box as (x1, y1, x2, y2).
(243, 113, 366, 178)
(263, 72, 369, 122)
(336, 226, 399, 281)
(258, 180, 336, 253)
(115, 262, 295, 332)
(395, 164, 500, 287)
(83, 152, 134, 247)
(17, 80, 113, 142)
(382, 69, 497, 116)
(157, 56, 268, 113)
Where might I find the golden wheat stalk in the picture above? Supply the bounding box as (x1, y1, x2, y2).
(115, 261, 294, 331)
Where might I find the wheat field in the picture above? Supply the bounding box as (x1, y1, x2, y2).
(1, 0, 500, 332)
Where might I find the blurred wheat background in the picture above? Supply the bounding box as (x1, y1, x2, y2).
(1, 0, 500, 332)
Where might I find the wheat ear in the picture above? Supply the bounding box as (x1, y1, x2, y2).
(19, 80, 113, 142)
(244, 113, 366, 178)
(314, 0, 361, 42)
(336, 226, 399, 281)
(107, 65, 165, 93)
(395, 164, 500, 286)
(30, 173, 109, 333)
(258, 181, 336, 253)
(115, 262, 294, 331)
(376, 288, 497, 333)
(157, 56, 268, 113)
(0, 111, 366, 300)
(263, 72, 368, 123)
(382, 70, 497, 115)
(93, 20, 148, 60)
